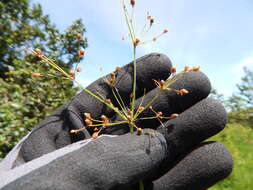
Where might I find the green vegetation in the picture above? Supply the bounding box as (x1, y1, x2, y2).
(209, 67, 253, 189)
(210, 115, 253, 190)
(0, 0, 87, 158)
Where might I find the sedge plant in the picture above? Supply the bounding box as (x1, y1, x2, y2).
(28, 1, 201, 189)
(29, 0, 200, 138)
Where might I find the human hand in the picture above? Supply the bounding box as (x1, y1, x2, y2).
(0, 53, 233, 190)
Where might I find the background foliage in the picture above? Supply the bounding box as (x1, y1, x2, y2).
(209, 68, 253, 190)
(0, 0, 87, 158)
(0, 0, 252, 189)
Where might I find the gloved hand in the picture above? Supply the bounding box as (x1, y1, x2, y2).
(0, 53, 233, 190)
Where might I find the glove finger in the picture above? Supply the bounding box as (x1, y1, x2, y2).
(105, 71, 211, 134)
(152, 141, 233, 190)
(154, 97, 227, 178)
(0, 129, 167, 190)
(68, 53, 172, 120)
(20, 53, 172, 161)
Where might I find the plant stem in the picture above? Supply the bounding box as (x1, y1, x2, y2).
(139, 180, 144, 190)
(131, 46, 137, 113)
(130, 124, 134, 134)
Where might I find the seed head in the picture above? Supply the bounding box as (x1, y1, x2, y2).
(130, 0, 135, 7)
(76, 33, 83, 41)
(154, 79, 166, 90)
(79, 49, 85, 57)
(70, 129, 78, 134)
(192, 66, 200, 72)
(150, 18, 154, 26)
(84, 113, 92, 120)
(92, 131, 99, 139)
(76, 67, 81, 72)
(184, 66, 191, 72)
(85, 119, 93, 127)
(34, 48, 41, 54)
(70, 72, 75, 80)
(170, 67, 177, 73)
(152, 37, 157, 41)
(134, 38, 140, 46)
(137, 106, 145, 113)
(163, 29, 168, 33)
(178, 89, 189, 96)
(110, 72, 116, 80)
(170, 113, 179, 119)
(137, 128, 143, 135)
(34, 48, 42, 57)
(106, 99, 112, 105)
(115, 66, 122, 72)
(127, 108, 133, 116)
(101, 115, 109, 126)
(32, 73, 42, 77)
(156, 111, 163, 118)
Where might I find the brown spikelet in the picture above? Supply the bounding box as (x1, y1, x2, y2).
(137, 106, 145, 113)
(130, 0, 135, 7)
(184, 66, 191, 72)
(101, 115, 109, 126)
(70, 129, 77, 134)
(156, 111, 163, 118)
(154, 79, 166, 90)
(34, 48, 42, 57)
(137, 128, 143, 135)
(84, 113, 92, 120)
(79, 49, 85, 57)
(115, 66, 122, 72)
(169, 113, 179, 119)
(178, 89, 189, 96)
(106, 99, 112, 105)
(192, 66, 200, 71)
(150, 18, 154, 26)
(76, 67, 81, 72)
(85, 119, 93, 127)
(163, 29, 168, 33)
(134, 38, 140, 46)
(110, 72, 116, 81)
(92, 131, 99, 139)
(32, 73, 42, 77)
(76, 33, 83, 41)
(70, 72, 75, 80)
(170, 67, 177, 73)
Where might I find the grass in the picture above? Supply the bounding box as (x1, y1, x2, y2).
(209, 122, 253, 190)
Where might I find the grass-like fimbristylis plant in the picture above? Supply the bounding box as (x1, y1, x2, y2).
(29, 1, 201, 189)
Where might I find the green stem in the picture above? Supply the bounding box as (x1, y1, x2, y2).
(139, 180, 144, 190)
(122, 0, 135, 43)
(74, 81, 126, 120)
(130, 124, 134, 134)
(131, 46, 137, 113)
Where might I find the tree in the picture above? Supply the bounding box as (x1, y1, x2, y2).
(0, 0, 88, 159)
(226, 67, 253, 126)
(209, 88, 225, 103)
(227, 67, 253, 111)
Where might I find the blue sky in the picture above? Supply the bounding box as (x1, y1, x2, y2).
(33, 0, 253, 97)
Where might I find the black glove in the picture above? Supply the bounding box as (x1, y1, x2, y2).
(0, 53, 233, 190)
